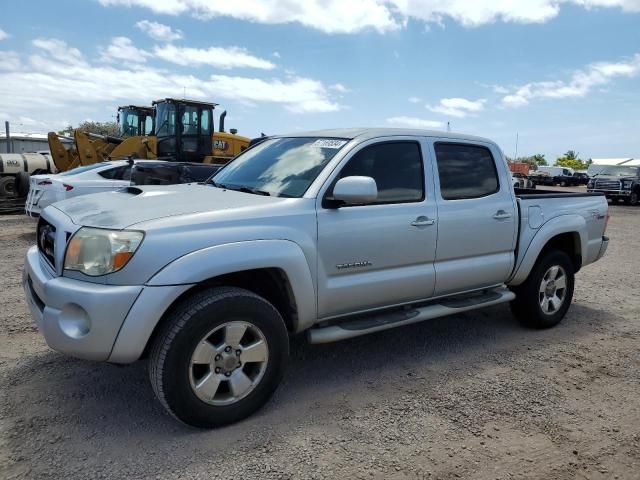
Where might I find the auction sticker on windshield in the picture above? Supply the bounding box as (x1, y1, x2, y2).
(310, 139, 348, 149)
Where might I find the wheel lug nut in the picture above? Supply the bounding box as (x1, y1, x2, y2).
(215, 354, 221, 361)
(224, 346, 232, 353)
(235, 350, 241, 356)
(225, 372, 231, 377)
(214, 367, 221, 374)
(237, 362, 242, 368)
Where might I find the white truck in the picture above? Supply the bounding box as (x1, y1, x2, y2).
(23, 128, 609, 427)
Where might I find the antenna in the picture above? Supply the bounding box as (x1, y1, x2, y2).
(447, 121, 451, 132)
(183, 86, 186, 99)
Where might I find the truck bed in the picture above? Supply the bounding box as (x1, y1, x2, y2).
(514, 188, 604, 199)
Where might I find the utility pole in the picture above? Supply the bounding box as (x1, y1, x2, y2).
(4, 121, 11, 153)
(513, 132, 519, 160)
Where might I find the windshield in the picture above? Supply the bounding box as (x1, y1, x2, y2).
(597, 166, 639, 176)
(212, 137, 348, 197)
(118, 107, 152, 137)
(155, 102, 176, 137)
(57, 163, 113, 176)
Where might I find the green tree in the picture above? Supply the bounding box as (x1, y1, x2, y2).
(76, 120, 119, 137)
(531, 154, 547, 166)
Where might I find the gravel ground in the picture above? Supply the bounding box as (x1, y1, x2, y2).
(1, 197, 639, 480)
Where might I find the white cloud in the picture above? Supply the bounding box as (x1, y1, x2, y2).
(408, 96, 422, 103)
(386, 116, 444, 129)
(427, 97, 486, 118)
(153, 43, 275, 69)
(0, 51, 21, 70)
(135, 19, 183, 41)
(100, 36, 151, 63)
(272, 51, 281, 58)
(501, 53, 640, 107)
(98, 0, 640, 33)
(207, 75, 340, 113)
(329, 83, 349, 93)
(0, 37, 342, 130)
(0, 28, 9, 40)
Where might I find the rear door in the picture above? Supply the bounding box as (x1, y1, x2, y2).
(431, 140, 517, 296)
(316, 138, 438, 319)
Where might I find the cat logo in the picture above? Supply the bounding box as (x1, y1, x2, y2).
(214, 140, 229, 151)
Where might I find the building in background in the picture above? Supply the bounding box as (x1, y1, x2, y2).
(0, 132, 59, 154)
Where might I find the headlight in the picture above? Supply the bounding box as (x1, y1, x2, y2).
(587, 181, 594, 188)
(64, 227, 144, 276)
(622, 180, 633, 189)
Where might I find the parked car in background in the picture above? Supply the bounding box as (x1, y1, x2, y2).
(25, 160, 223, 216)
(130, 161, 222, 186)
(25, 160, 138, 216)
(23, 128, 610, 428)
(573, 172, 590, 185)
(537, 166, 580, 186)
(588, 165, 640, 205)
(512, 172, 536, 189)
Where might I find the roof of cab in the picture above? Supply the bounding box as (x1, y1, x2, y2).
(274, 128, 494, 144)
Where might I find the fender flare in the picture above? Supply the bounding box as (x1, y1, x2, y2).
(508, 214, 586, 286)
(147, 239, 317, 332)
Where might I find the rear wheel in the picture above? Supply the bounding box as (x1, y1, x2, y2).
(14, 172, 31, 198)
(149, 286, 289, 428)
(0, 177, 15, 197)
(510, 250, 575, 328)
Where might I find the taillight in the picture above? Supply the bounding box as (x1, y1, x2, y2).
(37, 179, 52, 186)
(63, 184, 74, 191)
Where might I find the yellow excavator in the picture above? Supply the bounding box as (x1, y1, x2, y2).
(47, 100, 249, 171)
(47, 105, 157, 172)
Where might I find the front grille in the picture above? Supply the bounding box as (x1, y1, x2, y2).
(594, 179, 621, 190)
(37, 217, 56, 268)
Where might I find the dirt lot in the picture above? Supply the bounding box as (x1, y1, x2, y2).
(1, 198, 639, 480)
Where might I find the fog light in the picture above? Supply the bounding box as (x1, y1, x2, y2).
(58, 304, 91, 338)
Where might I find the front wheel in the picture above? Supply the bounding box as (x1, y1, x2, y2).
(625, 190, 639, 206)
(510, 250, 575, 328)
(149, 286, 289, 428)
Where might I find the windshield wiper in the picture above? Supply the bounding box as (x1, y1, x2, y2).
(234, 186, 271, 196)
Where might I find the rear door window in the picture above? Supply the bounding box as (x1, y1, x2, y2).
(434, 143, 499, 200)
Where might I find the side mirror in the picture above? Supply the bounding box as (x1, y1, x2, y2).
(333, 176, 378, 205)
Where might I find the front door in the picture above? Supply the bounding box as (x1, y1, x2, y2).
(316, 139, 438, 319)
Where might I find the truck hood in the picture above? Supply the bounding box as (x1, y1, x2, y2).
(50, 184, 286, 229)
(593, 175, 636, 182)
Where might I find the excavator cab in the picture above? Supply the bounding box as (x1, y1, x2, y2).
(117, 105, 155, 138)
(153, 98, 215, 163)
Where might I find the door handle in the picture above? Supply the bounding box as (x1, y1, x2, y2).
(411, 216, 435, 227)
(493, 210, 513, 220)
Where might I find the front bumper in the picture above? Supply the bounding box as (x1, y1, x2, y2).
(23, 246, 193, 363)
(23, 246, 142, 361)
(587, 188, 631, 198)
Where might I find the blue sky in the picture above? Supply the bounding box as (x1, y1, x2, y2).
(1, 0, 639, 161)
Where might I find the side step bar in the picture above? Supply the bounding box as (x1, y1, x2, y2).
(307, 287, 515, 344)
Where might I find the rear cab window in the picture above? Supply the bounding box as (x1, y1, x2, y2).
(434, 142, 499, 200)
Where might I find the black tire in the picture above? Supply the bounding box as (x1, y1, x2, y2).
(14, 172, 31, 198)
(149, 286, 289, 428)
(0, 176, 15, 197)
(626, 190, 639, 206)
(510, 250, 575, 329)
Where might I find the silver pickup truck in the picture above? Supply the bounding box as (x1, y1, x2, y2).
(23, 128, 609, 427)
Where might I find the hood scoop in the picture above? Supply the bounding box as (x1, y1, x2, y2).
(119, 186, 144, 196)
